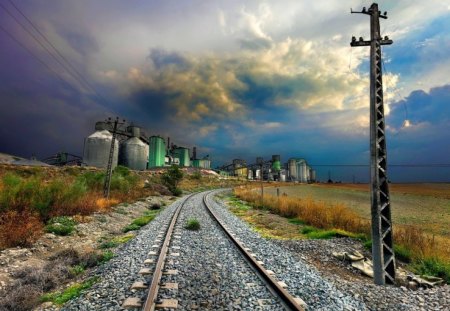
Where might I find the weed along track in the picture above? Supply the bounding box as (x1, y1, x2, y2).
(64, 191, 367, 310)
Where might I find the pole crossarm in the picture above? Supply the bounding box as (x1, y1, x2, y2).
(350, 2, 395, 286)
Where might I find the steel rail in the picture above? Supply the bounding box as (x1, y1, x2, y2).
(202, 192, 305, 311)
(142, 193, 196, 311)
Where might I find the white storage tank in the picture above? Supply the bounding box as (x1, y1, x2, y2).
(83, 122, 118, 169)
(119, 126, 147, 170)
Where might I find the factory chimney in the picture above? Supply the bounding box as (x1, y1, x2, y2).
(193, 147, 197, 160)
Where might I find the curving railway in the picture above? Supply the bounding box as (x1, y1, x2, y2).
(63, 190, 366, 311)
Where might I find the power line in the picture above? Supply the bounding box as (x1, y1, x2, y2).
(0, 23, 79, 93)
(7, 0, 109, 106)
(310, 164, 450, 167)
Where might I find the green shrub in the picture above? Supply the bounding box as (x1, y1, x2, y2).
(394, 244, 413, 263)
(161, 165, 183, 195)
(98, 241, 118, 249)
(98, 250, 114, 264)
(191, 171, 202, 180)
(77, 171, 104, 191)
(301, 226, 364, 240)
(411, 258, 450, 284)
(122, 223, 141, 233)
(41, 277, 99, 305)
(185, 218, 200, 231)
(0, 174, 88, 220)
(69, 264, 85, 276)
(301, 226, 315, 234)
(45, 216, 76, 236)
(132, 215, 154, 227)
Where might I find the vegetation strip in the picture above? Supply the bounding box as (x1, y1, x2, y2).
(234, 186, 450, 283)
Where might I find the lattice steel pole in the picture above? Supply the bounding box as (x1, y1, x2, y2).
(350, 3, 395, 285)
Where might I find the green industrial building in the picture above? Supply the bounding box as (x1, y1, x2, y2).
(148, 136, 166, 167)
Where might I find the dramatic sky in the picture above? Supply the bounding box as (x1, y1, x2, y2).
(0, 0, 449, 182)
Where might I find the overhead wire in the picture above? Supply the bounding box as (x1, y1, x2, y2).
(7, 0, 109, 106)
(0, 23, 79, 94)
(0, 1, 108, 105)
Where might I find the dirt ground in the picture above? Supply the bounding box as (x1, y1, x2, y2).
(0, 194, 175, 310)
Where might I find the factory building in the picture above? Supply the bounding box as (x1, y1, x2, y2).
(83, 121, 212, 171)
(288, 158, 316, 183)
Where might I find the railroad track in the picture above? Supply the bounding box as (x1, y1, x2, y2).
(123, 191, 305, 311)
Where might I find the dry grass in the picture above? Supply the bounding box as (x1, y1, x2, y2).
(234, 185, 450, 281)
(0, 210, 43, 247)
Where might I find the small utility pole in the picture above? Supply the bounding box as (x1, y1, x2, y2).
(351, 3, 395, 285)
(257, 157, 264, 205)
(103, 117, 125, 199)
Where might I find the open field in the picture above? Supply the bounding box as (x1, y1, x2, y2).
(265, 183, 450, 238)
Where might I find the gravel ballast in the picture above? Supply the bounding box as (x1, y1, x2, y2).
(59, 190, 449, 311)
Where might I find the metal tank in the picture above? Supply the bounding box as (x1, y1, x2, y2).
(149, 136, 166, 167)
(192, 159, 200, 168)
(173, 147, 190, 167)
(83, 127, 118, 169)
(119, 126, 147, 170)
(272, 155, 281, 172)
(297, 159, 308, 183)
(310, 169, 316, 183)
(288, 158, 297, 181)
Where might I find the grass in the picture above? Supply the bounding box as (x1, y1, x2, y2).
(69, 264, 85, 276)
(412, 258, 450, 283)
(234, 185, 450, 283)
(122, 213, 157, 232)
(97, 250, 114, 264)
(45, 216, 76, 236)
(0, 165, 165, 248)
(98, 234, 134, 249)
(301, 226, 366, 240)
(40, 277, 99, 305)
(185, 218, 200, 231)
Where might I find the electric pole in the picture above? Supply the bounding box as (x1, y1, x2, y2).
(257, 157, 264, 205)
(351, 3, 395, 285)
(103, 117, 125, 199)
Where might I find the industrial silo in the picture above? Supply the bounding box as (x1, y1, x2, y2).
(83, 122, 118, 169)
(297, 159, 308, 183)
(310, 169, 316, 183)
(272, 155, 281, 172)
(192, 159, 200, 168)
(288, 158, 297, 181)
(119, 126, 147, 170)
(173, 147, 190, 167)
(149, 136, 166, 167)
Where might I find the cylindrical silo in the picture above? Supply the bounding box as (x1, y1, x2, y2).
(149, 136, 166, 167)
(297, 160, 308, 183)
(310, 169, 316, 182)
(173, 147, 190, 167)
(288, 158, 297, 181)
(119, 126, 147, 170)
(272, 155, 281, 172)
(192, 159, 200, 168)
(83, 128, 118, 169)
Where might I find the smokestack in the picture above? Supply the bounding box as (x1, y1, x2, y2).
(167, 137, 170, 150)
(193, 147, 197, 160)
